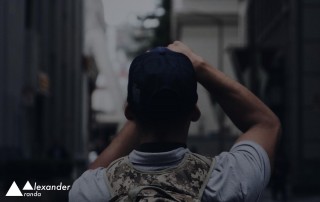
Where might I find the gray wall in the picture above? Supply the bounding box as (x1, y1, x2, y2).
(297, 0, 320, 190)
(0, 0, 86, 163)
(244, 0, 320, 193)
(0, 0, 28, 159)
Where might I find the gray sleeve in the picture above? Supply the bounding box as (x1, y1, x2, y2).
(68, 167, 111, 202)
(203, 141, 271, 202)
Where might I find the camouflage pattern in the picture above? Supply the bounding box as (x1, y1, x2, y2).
(105, 153, 214, 201)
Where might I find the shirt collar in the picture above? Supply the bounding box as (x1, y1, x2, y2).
(136, 142, 187, 153)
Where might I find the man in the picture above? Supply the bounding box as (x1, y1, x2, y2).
(69, 41, 281, 201)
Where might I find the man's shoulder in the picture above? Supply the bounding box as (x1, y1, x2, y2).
(202, 141, 271, 201)
(69, 167, 110, 202)
(213, 140, 270, 176)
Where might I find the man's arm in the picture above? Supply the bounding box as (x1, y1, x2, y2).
(168, 41, 281, 164)
(89, 121, 139, 169)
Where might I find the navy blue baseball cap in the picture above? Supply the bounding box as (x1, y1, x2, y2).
(127, 47, 198, 120)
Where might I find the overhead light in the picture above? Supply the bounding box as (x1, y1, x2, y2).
(143, 18, 160, 29)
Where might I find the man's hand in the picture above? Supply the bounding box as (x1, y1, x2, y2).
(167, 41, 204, 71)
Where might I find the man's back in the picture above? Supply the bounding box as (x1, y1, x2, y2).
(69, 141, 270, 201)
(105, 150, 213, 201)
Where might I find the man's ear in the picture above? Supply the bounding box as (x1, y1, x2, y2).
(124, 103, 135, 120)
(191, 105, 201, 122)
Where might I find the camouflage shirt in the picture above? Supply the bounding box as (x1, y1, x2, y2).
(105, 152, 215, 201)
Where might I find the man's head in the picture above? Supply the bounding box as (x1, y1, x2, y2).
(126, 47, 200, 131)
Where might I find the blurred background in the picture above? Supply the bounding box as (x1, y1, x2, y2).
(1, 0, 320, 201)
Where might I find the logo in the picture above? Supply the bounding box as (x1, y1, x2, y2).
(5, 181, 71, 197)
(5, 181, 23, 196)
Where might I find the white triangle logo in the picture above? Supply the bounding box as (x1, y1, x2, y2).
(23, 181, 33, 190)
(5, 181, 23, 196)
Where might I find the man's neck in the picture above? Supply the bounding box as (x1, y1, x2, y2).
(137, 121, 190, 145)
(138, 128, 188, 144)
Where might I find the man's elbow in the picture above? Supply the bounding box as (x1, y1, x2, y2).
(265, 114, 282, 138)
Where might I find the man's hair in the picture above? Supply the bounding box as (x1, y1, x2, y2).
(127, 47, 198, 126)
